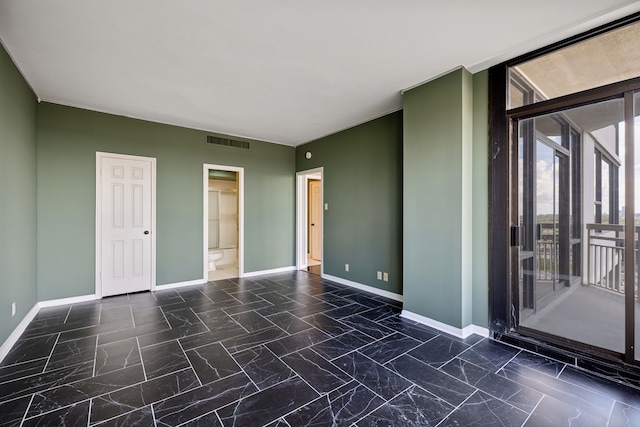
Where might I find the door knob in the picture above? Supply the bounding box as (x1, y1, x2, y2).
(144, 230, 150, 235)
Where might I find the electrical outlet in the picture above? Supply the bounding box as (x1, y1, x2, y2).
(345, 264, 349, 272)
(383, 272, 389, 282)
(12, 302, 16, 317)
(324, 203, 329, 210)
(377, 271, 382, 280)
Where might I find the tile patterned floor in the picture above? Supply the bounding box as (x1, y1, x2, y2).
(2, 271, 640, 426)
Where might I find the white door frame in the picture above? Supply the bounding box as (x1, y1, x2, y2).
(203, 164, 244, 280)
(95, 152, 157, 298)
(296, 167, 323, 272)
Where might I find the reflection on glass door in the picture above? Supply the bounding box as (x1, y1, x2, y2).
(517, 98, 626, 354)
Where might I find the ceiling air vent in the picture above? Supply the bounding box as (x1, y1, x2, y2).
(206, 135, 250, 150)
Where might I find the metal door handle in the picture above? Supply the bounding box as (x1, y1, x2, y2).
(144, 230, 150, 235)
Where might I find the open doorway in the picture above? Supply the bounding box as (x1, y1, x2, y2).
(203, 164, 244, 281)
(296, 168, 323, 275)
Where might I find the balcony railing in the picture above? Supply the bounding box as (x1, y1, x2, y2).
(586, 223, 639, 297)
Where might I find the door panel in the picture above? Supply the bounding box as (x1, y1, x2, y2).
(100, 155, 153, 297)
(517, 99, 626, 354)
(309, 180, 322, 261)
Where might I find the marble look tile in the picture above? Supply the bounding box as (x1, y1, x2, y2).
(510, 350, 566, 378)
(22, 401, 90, 427)
(1, 333, 58, 366)
(457, 339, 520, 372)
(559, 366, 640, 410)
(0, 395, 31, 427)
(0, 361, 94, 402)
(233, 345, 295, 389)
(66, 304, 101, 323)
(217, 377, 319, 427)
(222, 300, 273, 315)
(267, 312, 313, 334)
(301, 313, 353, 336)
(498, 364, 615, 420)
(26, 364, 145, 418)
(131, 306, 167, 327)
(97, 320, 171, 346)
(230, 311, 276, 332)
(0, 358, 47, 384)
(266, 328, 331, 357)
(360, 332, 421, 363)
(221, 326, 288, 354)
(92, 405, 155, 427)
(356, 305, 401, 322)
(153, 372, 257, 426)
(140, 340, 190, 379)
(227, 290, 266, 304)
(357, 385, 453, 427)
(265, 418, 291, 427)
(311, 330, 373, 361)
(179, 327, 247, 351)
(323, 303, 371, 320)
(162, 307, 204, 328)
(286, 380, 384, 427)
(387, 354, 475, 406)
(608, 401, 640, 426)
(198, 289, 237, 305)
(57, 318, 136, 343)
(441, 357, 492, 386)
(334, 351, 412, 400)
(94, 337, 141, 376)
(319, 293, 356, 308)
(288, 301, 338, 318)
(137, 322, 210, 348)
(46, 335, 97, 371)
(99, 305, 133, 325)
(180, 411, 224, 427)
(378, 317, 438, 342)
(440, 391, 528, 427)
(258, 291, 297, 306)
(90, 368, 199, 424)
(186, 342, 242, 384)
(336, 314, 394, 340)
(523, 395, 607, 426)
(153, 289, 184, 306)
(281, 348, 351, 393)
(408, 334, 469, 368)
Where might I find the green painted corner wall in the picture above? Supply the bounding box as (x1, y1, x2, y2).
(403, 68, 476, 329)
(472, 70, 489, 328)
(295, 112, 403, 295)
(36, 103, 295, 301)
(0, 43, 38, 344)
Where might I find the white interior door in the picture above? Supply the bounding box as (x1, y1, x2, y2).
(98, 153, 155, 297)
(309, 180, 322, 260)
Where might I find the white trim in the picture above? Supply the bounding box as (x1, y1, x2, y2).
(296, 168, 323, 274)
(38, 294, 98, 308)
(243, 266, 296, 278)
(155, 279, 206, 291)
(401, 310, 490, 339)
(323, 274, 403, 302)
(95, 152, 157, 298)
(203, 164, 245, 281)
(0, 304, 39, 363)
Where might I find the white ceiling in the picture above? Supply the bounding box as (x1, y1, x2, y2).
(1, 1, 639, 146)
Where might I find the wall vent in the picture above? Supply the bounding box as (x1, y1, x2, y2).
(206, 135, 250, 150)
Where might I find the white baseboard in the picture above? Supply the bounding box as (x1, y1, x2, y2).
(401, 310, 489, 339)
(37, 294, 98, 308)
(243, 266, 296, 278)
(0, 304, 40, 363)
(154, 279, 206, 291)
(323, 274, 403, 302)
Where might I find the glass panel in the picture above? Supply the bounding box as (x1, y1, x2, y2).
(508, 21, 640, 109)
(518, 98, 625, 353)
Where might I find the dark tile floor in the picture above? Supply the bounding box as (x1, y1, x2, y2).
(2, 271, 640, 426)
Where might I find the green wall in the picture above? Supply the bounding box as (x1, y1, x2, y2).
(295, 112, 403, 295)
(0, 43, 38, 344)
(37, 103, 295, 301)
(403, 68, 475, 329)
(472, 71, 489, 328)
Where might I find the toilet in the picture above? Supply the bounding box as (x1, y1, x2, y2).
(208, 250, 224, 270)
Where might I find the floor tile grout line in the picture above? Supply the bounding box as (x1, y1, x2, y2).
(434, 389, 481, 427)
(519, 394, 545, 426)
(18, 393, 36, 427)
(91, 335, 99, 377)
(177, 339, 203, 388)
(41, 333, 61, 373)
(495, 349, 523, 374)
(62, 305, 72, 324)
(136, 337, 148, 381)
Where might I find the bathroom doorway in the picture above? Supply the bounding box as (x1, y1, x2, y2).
(296, 168, 323, 275)
(203, 164, 244, 282)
